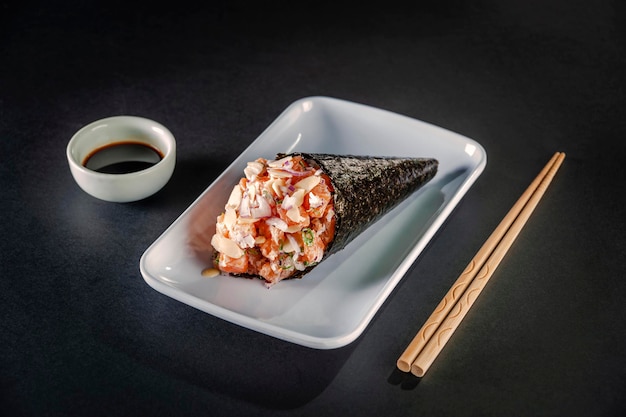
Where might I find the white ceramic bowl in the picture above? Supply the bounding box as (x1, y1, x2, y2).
(66, 116, 176, 202)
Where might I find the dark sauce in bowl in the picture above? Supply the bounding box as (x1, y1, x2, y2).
(83, 141, 164, 174)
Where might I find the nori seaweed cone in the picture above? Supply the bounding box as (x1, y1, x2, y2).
(279, 153, 439, 258)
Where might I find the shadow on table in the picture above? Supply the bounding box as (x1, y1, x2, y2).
(96, 304, 354, 409)
(387, 368, 422, 390)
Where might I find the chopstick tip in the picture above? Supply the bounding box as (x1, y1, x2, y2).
(397, 359, 412, 373)
(411, 363, 426, 378)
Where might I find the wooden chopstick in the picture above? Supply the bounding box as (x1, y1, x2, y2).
(397, 152, 565, 376)
(397, 151, 563, 372)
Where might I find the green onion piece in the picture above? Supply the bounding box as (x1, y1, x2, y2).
(302, 228, 314, 246)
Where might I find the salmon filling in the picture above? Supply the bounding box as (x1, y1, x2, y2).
(210, 155, 336, 286)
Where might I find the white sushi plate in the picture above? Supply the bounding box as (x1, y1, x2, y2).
(140, 96, 487, 349)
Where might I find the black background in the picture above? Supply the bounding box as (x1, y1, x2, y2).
(2, 1, 625, 415)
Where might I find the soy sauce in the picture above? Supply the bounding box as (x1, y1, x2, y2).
(83, 141, 164, 174)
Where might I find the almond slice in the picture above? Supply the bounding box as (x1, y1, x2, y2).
(294, 175, 321, 193)
(226, 184, 242, 210)
(211, 234, 244, 259)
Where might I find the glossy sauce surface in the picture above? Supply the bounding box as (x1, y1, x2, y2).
(83, 141, 164, 174)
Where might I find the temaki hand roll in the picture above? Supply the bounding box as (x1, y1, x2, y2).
(210, 153, 438, 287)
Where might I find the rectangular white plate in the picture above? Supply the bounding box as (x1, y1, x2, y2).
(140, 96, 486, 349)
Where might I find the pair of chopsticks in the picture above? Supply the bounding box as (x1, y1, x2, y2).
(397, 151, 565, 377)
